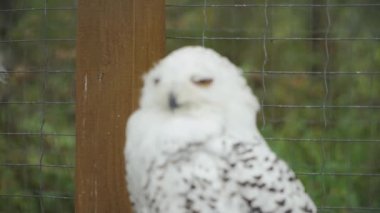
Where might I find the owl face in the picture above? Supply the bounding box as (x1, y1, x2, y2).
(139, 46, 258, 116)
(143, 60, 218, 112)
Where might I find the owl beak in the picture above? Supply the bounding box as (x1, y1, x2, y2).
(169, 93, 179, 110)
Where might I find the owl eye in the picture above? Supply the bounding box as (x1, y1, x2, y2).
(153, 78, 160, 85)
(192, 78, 213, 88)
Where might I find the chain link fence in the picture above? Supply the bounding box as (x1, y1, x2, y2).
(0, 1, 76, 212)
(167, 0, 380, 212)
(1, 0, 379, 212)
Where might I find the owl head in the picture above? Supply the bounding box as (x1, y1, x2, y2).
(140, 46, 259, 113)
(138, 46, 260, 138)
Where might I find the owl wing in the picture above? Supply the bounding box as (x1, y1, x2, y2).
(226, 140, 317, 213)
(136, 136, 316, 213)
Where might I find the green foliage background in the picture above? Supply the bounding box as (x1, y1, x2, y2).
(167, 1, 380, 211)
(0, 0, 76, 212)
(1, 0, 379, 212)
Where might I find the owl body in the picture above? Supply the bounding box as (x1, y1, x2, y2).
(125, 46, 316, 213)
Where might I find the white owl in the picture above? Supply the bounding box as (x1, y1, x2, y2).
(125, 46, 317, 213)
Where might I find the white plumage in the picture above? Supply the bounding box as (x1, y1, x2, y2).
(125, 46, 316, 213)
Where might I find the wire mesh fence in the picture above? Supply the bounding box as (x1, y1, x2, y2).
(0, 0, 76, 212)
(1, 0, 380, 212)
(166, 0, 380, 212)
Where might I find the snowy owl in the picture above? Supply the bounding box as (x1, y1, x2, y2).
(125, 46, 316, 213)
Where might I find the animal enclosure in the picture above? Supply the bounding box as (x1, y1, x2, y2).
(0, 0, 379, 212)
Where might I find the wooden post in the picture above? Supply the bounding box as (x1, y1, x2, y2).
(75, 0, 165, 212)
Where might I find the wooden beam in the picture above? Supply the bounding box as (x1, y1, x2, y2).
(75, 0, 165, 212)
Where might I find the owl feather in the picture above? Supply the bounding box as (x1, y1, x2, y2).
(125, 46, 316, 213)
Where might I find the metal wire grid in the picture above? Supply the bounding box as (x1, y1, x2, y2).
(0, 1, 76, 212)
(167, 0, 380, 212)
(1, 0, 379, 212)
